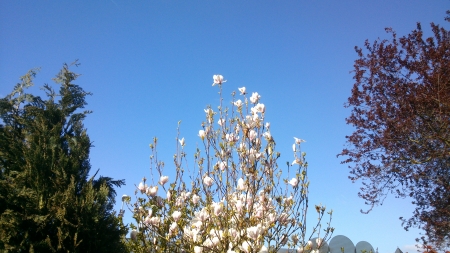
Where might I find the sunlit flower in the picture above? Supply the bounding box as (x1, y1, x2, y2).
(159, 175, 169, 185)
(289, 178, 299, 187)
(226, 133, 239, 143)
(265, 122, 270, 128)
(316, 237, 323, 247)
(254, 103, 265, 113)
(294, 137, 306, 144)
(293, 143, 296, 152)
(237, 178, 246, 191)
(249, 130, 257, 140)
(204, 108, 213, 115)
(292, 159, 301, 166)
(179, 137, 185, 146)
(212, 75, 226, 86)
(149, 216, 160, 226)
(146, 186, 158, 197)
(167, 190, 171, 200)
(203, 176, 213, 187)
(192, 194, 200, 204)
(240, 241, 252, 253)
(198, 130, 206, 140)
(250, 92, 261, 103)
(169, 222, 178, 234)
(218, 118, 225, 126)
(238, 86, 246, 95)
(172, 211, 182, 221)
(234, 99, 243, 108)
(194, 246, 203, 253)
(218, 161, 227, 171)
(263, 131, 271, 141)
(213, 202, 223, 216)
(259, 246, 268, 253)
(138, 182, 147, 193)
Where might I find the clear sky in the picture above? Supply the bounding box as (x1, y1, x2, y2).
(1, 1, 448, 253)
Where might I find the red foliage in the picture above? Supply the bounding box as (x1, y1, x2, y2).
(339, 17, 450, 248)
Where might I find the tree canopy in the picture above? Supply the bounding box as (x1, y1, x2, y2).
(0, 63, 127, 252)
(339, 16, 450, 248)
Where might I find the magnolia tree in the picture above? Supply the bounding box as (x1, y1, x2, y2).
(123, 75, 334, 253)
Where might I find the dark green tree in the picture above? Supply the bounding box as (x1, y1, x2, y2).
(0, 62, 127, 252)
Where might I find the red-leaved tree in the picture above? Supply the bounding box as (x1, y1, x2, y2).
(339, 14, 450, 249)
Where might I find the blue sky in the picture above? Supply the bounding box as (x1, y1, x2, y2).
(1, 1, 448, 252)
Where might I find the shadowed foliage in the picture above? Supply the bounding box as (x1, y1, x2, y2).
(0, 63, 127, 252)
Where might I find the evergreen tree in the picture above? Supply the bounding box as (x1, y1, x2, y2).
(0, 62, 127, 252)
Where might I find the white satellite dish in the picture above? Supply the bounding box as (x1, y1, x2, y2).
(329, 235, 355, 253)
(355, 241, 374, 253)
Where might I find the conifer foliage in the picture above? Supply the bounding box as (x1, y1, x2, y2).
(0, 63, 127, 252)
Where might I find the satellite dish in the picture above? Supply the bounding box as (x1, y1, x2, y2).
(355, 241, 374, 253)
(310, 237, 329, 253)
(329, 235, 355, 253)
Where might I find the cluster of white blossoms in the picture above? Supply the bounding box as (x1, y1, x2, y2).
(124, 75, 333, 253)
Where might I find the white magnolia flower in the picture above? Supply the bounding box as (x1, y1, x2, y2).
(138, 182, 147, 192)
(238, 86, 246, 95)
(294, 137, 306, 144)
(212, 75, 226, 86)
(218, 161, 227, 171)
(250, 92, 261, 103)
(146, 186, 158, 197)
(203, 176, 213, 187)
(259, 245, 268, 253)
(169, 222, 178, 234)
(226, 133, 239, 143)
(149, 216, 160, 226)
(194, 246, 203, 253)
(237, 178, 246, 191)
(247, 225, 263, 240)
(263, 131, 271, 141)
(159, 175, 169, 185)
(292, 159, 301, 166)
(293, 143, 297, 152)
(218, 118, 225, 126)
(249, 130, 257, 140)
(240, 241, 252, 253)
(254, 103, 265, 113)
(234, 99, 243, 108)
(192, 194, 200, 204)
(172, 211, 182, 221)
(198, 130, 206, 140)
(265, 122, 270, 128)
(213, 202, 223, 216)
(316, 237, 323, 247)
(289, 178, 299, 187)
(179, 137, 185, 146)
(167, 190, 171, 200)
(204, 108, 213, 115)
